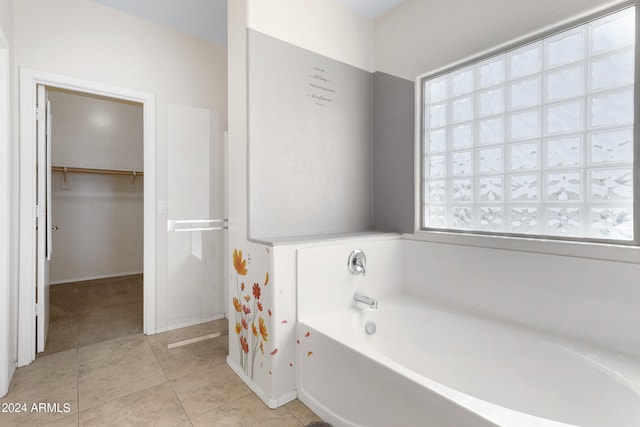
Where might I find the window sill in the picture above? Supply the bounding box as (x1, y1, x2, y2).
(404, 230, 640, 264)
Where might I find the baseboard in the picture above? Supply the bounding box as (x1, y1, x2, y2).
(152, 313, 226, 334)
(226, 356, 297, 409)
(50, 271, 143, 285)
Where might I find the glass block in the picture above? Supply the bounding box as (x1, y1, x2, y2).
(426, 77, 447, 103)
(590, 8, 635, 55)
(477, 56, 505, 88)
(452, 96, 473, 122)
(591, 51, 634, 91)
(451, 151, 473, 176)
(509, 142, 539, 171)
(478, 147, 503, 173)
(452, 206, 472, 229)
(589, 89, 633, 128)
(509, 77, 540, 109)
(508, 109, 539, 140)
(478, 87, 504, 117)
(428, 103, 447, 128)
(546, 207, 582, 236)
(510, 207, 540, 234)
(451, 67, 474, 96)
(545, 136, 582, 168)
(545, 100, 582, 134)
(478, 207, 503, 230)
(427, 128, 447, 153)
(429, 155, 446, 178)
(452, 179, 472, 202)
(509, 174, 539, 202)
(590, 129, 633, 164)
(478, 117, 504, 145)
(590, 207, 633, 240)
(478, 176, 503, 201)
(427, 180, 446, 203)
(546, 64, 583, 101)
(508, 43, 541, 79)
(451, 124, 473, 149)
(545, 29, 584, 68)
(589, 168, 633, 201)
(426, 207, 447, 228)
(545, 172, 582, 201)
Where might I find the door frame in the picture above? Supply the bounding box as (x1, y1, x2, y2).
(0, 24, 12, 395)
(18, 68, 156, 366)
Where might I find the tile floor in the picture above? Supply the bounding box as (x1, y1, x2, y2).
(1, 276, 323, 426)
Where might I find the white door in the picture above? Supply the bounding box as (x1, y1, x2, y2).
(36, 84, 51, 353)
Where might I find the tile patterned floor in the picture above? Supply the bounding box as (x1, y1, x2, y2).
(0, 277, 323, 426)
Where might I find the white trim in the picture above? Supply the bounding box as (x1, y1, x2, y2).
(0, 24, 12, 397)
(226, 356, 297, 408)
(18, 68, 156, 366)
(153, 313, 226, 334)
(49, 271, 144, 285)
(406, 231, 640, 264)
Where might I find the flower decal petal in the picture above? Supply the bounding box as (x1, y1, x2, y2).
(233, 297, 242, 312)
(252, 283, 261, 299)
(259, 317, 268, 341)
(233, 249, 247, 276)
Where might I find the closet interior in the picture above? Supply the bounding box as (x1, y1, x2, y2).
(43, 87, 144, 355)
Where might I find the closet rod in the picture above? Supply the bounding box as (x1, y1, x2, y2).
(51, 166, 143, 176)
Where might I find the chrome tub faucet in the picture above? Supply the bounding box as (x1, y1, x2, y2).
(354, 291, 378, 309)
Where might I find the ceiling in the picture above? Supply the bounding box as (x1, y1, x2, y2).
(92, 0, 403, 46)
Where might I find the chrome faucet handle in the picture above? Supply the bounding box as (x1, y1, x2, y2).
(347, 249, 366, 276)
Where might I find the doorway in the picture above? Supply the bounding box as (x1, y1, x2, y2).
(18, 69, 156, 367)
(42, 87, 144, 354)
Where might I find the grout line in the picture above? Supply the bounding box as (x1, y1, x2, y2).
(146, 334, 192, 424)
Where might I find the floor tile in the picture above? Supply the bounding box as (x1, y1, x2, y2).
(285, 399, 323, 425)
(79, 383, 188, 427)
(151, 336, 228, 382)
(191, 393, 303, 427)
(0, 350, 78, 426)
(39, 413, 79, 426)
(78, 334, 166, 410)
(171, 363, 252, 418)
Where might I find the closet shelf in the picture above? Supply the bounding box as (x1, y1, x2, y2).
(51, 166, 143, 176)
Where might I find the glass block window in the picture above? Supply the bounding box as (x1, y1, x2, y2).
(422, 6, 636, 242)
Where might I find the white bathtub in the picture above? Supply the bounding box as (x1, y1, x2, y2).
(296, 295, 640, 427)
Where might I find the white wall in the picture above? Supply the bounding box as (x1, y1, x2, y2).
(13, 0, 228, 331)
(248, 30, 373, 238)
(297, 236, 403, 320)
(0, 0, 14, 398)
(49, 89, 143, 171)
(50, 173, 144, 283)
(403, 238, 640, 356)
(374, 0, 627, 80)
(247, 0, 374, 72)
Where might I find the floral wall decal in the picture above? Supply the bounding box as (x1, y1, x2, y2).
(232, 249, 272, 379)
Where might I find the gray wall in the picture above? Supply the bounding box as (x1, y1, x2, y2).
(372, 71, 415, 233)
(248, 30, 373, 238)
